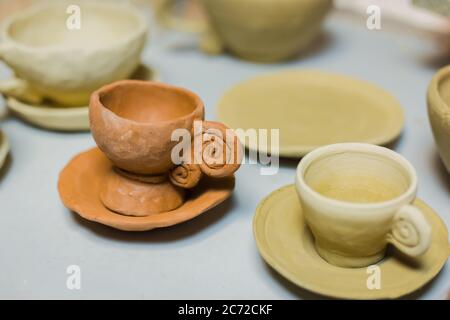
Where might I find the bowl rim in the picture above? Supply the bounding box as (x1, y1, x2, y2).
(0, 0, 148, 54)
(428, 65, 450, 115)
(90, 79, 205, 127)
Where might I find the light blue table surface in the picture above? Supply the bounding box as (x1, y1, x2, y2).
(0, 11, 448, 299)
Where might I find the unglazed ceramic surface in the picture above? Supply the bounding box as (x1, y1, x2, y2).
(157, 0, 332, 62)
(58, 148, 235, 231)
(427, 65, 450, 173)
(295, 143, 431, 268)
(88, 80, 240, 217)
(0, 130, 9, 170)
(201, 0, 332, 62)
(90, 80, 205, 175)
(0, 1, 147, 106)
(2, 64, 158, 132)
(217, 70, 404, 158)
(253, 185, 449, 299)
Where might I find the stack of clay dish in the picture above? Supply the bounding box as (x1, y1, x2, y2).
(58, 80, 241, 231)
(254, 144, 449, 299)
(217, 70, 405, 158)
(0, 130, 9, 171)
(155, 0, 332, 62)
(0, 1, 148, 131)
(428, 65, 450, 173)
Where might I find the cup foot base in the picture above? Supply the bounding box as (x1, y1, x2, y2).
(315, 244, 386, 268)
(100, 168, 185, 217)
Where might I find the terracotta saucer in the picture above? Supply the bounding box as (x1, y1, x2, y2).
(0, 130, 9, 169)
(217, 70, 404, 158)
(58, 148, 235, 231)
(4, 64, 158, 132)
(253, 185, 449, 299)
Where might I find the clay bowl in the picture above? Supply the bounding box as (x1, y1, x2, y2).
(0, 1, 147, 106)
(89, 80, 204, 175)
(428, 65, 450, 173)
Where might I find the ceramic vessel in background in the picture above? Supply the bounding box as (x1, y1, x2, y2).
(156, 0, 333, 62)
(0, 1, 147, 107)
(90, 80, 241, 217)
(295, 143, 432, 268)
(427, 65, 450, 173)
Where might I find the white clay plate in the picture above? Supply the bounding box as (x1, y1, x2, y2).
(5, 64, 159, 132)
(217, 70, 405, 158)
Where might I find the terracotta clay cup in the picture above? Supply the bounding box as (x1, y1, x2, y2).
(90, 80, 241, 217)
(427, 65, 450, 173)
(155, 0, 333, 62)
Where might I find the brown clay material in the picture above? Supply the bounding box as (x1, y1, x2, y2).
(58, 148, 235, 231)
(88, 80, 240, 217)
(170, 163, 203, 189)
(100, 170, 185, 217)
(90, 80, 205, 175)
(194, 121, 242, 178)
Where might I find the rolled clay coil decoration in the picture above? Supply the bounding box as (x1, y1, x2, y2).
(170, 121, 242, 189)
(388, 205, 431, 257)
(194, 121, 242, 178)
(169, 162, 203, 189)
(391, 216, 420, 248)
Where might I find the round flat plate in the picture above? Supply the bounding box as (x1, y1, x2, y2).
(217, 70, 404, 158)
(6, 64, 159, 132)
(58, 148, 235, 232)
(0, 130, 9, 169)
(253, 185, 449, 299)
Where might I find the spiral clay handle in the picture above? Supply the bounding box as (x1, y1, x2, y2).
(388, 204, 432, 257)
(194, 121, 242, 178)
(169, 121, 242, 189)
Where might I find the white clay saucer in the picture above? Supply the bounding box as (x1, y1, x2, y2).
(0, 130, 9, 170)
(4, 64, 158, 132)
(253, 185, 449, 299)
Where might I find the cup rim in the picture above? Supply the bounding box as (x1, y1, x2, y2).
(0, 0, 147, 53)
(296, 143, 418, 211)
(428, 64, 450, 114)
(90, 80, 205, 126)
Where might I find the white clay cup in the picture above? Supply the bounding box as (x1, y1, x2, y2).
(295, 143, 432, 268)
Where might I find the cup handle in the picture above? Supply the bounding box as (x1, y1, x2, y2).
(169, 121, 242, 189)
(153, 0, 224, 54)
(387, 204, 432, 257)
(0, 78, 43, 104)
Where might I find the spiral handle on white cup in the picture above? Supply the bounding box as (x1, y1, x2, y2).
(388, 204, 432, 257)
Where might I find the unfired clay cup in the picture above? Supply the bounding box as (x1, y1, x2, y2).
(296, 143, 432, 268)
(156, 0, 332, 62)
(0, 1, 147, 107)
(427, 65, 450, 173)
(90, 80, 240, 182)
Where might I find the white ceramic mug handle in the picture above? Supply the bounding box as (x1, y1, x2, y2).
(0, 42, 8, 59)
(388, 204, 431, 257)
(0, 78, 43, 104)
